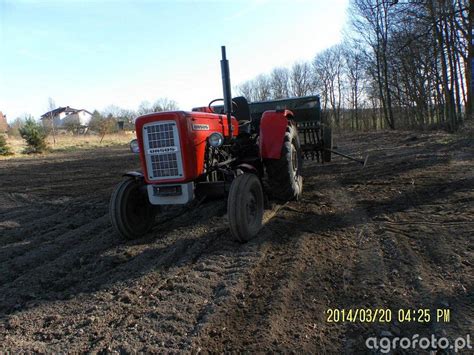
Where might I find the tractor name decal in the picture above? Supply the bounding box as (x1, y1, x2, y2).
(192, 124, 210, 131)
(148, 147, 178, 154)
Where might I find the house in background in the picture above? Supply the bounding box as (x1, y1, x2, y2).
(0, 112, 8, 133)
(40, 106, 92, 129)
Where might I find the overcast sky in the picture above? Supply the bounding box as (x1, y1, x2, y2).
(0, 0, 349, 122)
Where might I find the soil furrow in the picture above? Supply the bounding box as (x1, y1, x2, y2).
(0, 131, 472, 352)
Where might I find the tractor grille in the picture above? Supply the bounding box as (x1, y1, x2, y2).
(150, 153, 179, 177)
(147, 123, 175, 148)
(143, 121, 183, 180)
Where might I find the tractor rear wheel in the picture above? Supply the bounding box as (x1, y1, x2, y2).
(322, 126, 332, 162)
(109, 177, 157, 239)
(264, 124, 303, 201)
(228, 173, 264, 243)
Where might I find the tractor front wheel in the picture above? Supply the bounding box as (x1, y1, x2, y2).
(227, 174, 264, 243)
(109, 178, 157, 240)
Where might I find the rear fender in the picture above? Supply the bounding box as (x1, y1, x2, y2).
(259, 110, 293, 159)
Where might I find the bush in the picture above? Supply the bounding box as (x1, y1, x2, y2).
(0, 135, 12, 156)
(7, 117, 25, 137)
(19, 118, 49, 153)
(63, 116, 83, 134)
(89, 112, 117, 142)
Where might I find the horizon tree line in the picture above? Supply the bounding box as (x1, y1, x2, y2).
(236, 0, 472, 132)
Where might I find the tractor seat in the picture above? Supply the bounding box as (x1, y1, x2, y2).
(232, 96, 251, 122)
(232, 96, 252, 134)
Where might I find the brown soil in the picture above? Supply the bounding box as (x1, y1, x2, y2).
(0, 131, 472, 352)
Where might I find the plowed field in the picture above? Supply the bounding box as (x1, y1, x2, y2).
(0, 131, 472, 352)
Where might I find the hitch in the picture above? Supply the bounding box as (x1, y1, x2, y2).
(324, 148, 369, 167)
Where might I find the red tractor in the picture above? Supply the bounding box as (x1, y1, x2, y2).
(110, 47, 304, 242)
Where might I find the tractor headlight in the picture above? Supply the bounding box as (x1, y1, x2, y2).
(130, 139, 140, 153)
(208, 132, 224, 148)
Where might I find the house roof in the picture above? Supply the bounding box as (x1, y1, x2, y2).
(41, 106, 92, 119)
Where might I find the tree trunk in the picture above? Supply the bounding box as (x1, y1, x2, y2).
(466, 1, 473, 120)
(429, 0, 457, 129)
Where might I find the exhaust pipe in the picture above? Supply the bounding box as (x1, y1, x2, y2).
(220, 46, 233, 140)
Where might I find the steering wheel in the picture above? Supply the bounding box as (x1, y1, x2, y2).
(208, 98, 238, 113)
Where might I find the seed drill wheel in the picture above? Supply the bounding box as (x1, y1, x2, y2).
(110, 177, 157, 239)
(227, 173, 264, 242)
(322, 126, 333, 163)
(264, 124, 303, 201)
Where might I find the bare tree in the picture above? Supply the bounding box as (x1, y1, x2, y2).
(119, 108, 137, 128)
(102, 105, 123, 118)
(289, 62, 313, 97)
(47, 97, 56, 145)
(344, 43, 367, 130)
(270, 67, 290, 99)
(313, 54, 330, 112)
(137, 101, 153, 116)
(152, 97, 179, 112)
(234, 0, 470, 131)
(350, 0, 397, 129)
(458, 0, 472, 120)
(313, 46, 345, 127)
(254, 74, 272, 101)
(236, 80, 256, 101)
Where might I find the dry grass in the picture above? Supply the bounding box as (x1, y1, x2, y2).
(1, 132, 135, 159)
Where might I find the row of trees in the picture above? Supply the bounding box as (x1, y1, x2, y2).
(237, 0, 472, 131)
(94, 97, 179, 131)
(86, 98, 179, 140)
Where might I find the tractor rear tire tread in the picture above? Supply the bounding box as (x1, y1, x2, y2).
(264, 124, 303, 201)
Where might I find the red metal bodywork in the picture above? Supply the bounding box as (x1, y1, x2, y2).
(135, 111, 239, 185)
(259, 110, 293, 159)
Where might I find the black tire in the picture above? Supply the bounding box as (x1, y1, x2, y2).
(227, 174, 264, 243)
(322, 126, 332, 162)
(109, 178, 157, 239)
(264, 124, 303, 201)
